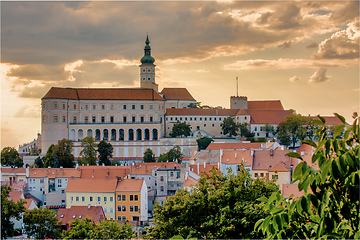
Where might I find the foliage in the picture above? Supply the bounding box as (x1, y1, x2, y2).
(97, 140, 113, 166)
(43, 139, 75, 168)
(62, 218, 95, 239)
(145, 166, 278, 239)
(221, 117, 238, 137)
(188, 102, 222, 109)
(255, 114, 359, 239)
(1, 185, 25, 238)
(277, 114, 313, 147)
(157, 146, 183, 163)
(238, 122, 254, 138)
(23, 206, 62, 239)
(196, 137, 214, 151)
(89, 220, 137, 239)
(34, 156, 44, 168)
(144, 148, 156, 162)
(79, 136, 97, 165)
(264, 123, 276, 137)
(170, 121, 191, 137)
(43, 144, 56, 167)
(1, 147, 23, 168)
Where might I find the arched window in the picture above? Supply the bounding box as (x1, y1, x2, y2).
(136, 129, 142, 141)
(111, 129, 116, 141)
(152, 129, 158, 140)
(119, 129, 124, 141)
(144, 129, 150, 141)
(70, 129, 76, 141)
(87, 129, 93, 138)
(78, 129, 83, 141)
(103, 129, 109, 141)
(128, 129, 134, 141)
(95, 129, 101, 141)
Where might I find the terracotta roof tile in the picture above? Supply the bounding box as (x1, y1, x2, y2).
(310, 116, 345, 125)
(184, 176, 198, 187)
(282, 184, 305, 199)
(189, 163, 218, 177)
(42, 87, 164, 101)
(130, 162, 181, 175)
(1, 168, 26, 174)
(66, 178, 117, 193)
(115, 179, 144, 192)
(28, 168, 81, 178)
(269, 162, 289, 172)
(252, 149, 292, 171)
(248, 100, 284, 110)
(221, 150, 253, 166)
(160, 88, 195, 101)
(57, 206, 105, 225)
(166, 108, 239, 116)
(248, 110, 292, 124)
(206, 142, 263, 150)
(78, 166, 130, 179)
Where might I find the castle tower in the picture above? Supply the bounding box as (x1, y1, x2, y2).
(140, 35, 158, 92)
(230, 96, 248, 109)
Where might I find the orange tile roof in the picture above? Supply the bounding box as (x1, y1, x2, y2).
(310, 116, 345, 125)
(42, 87, 164, 101)
(130, 162, 181, 175)
(115, 179, 144, 192)
(28, 168, 81, 178)
(295, 143, 319, 170)
(9, 191, 22, 202)
(269, 162, 289, 172)
(22, 199, 35, 210)
(66, 178, 117, 193)
(221, 150, 253, 166)
(78, 166, 130, 179)
(206, 142, 263, 150)
(1, 167, 26, 174)
(165, 108, 239, 116)
(252, 149, 291, 171)
(189, 163, 218, 177)
(160, 88, 195, 101)
(282, 184, 305, 199)
(57, 206, 105, 225)
(248, 100, 284, 110)
(184, 176, 198, 187)
(248, 110, 292, 124)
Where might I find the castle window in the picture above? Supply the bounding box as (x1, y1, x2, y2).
(148, 77, 151, 81)
(123, 105, 126, 110)
(63, 103, 66, 110)
(54, 102, 58, 109)
(74, 104, 77, 110)
(132, 116, 135, 123)
(185, 117, 187, 121)
(123, 116, 127, 123)
(132, 105, 135, 110)
(141, 117, 144, 123)
(92, 116, 96, 123)
(85, 104, 88, 110)
(63, 115, 66, 123)
(150, 117, 153, 122)
(150, 105, 153, 109)
(73, 116, 77, 123)
(143, 69, 145, 73)
(148, 69, 151, 72)
(54, 115, 58, 123)
(209, 117, 212, 121)
(190, 117, 192, 121)
(85, 116, 88, 123)
(204, 117, 207, 121)
(141, 105, 144, 110)
(194, 117, 197, 121)
(180, 117, 182, 121)
(200, 117, 202, 121)
(110, 116, 114, 123)
(101, 104, 105, 110)
(93, 105, 96, 110)
(101, 116, 105, 123)
(214, 117, 216, 121)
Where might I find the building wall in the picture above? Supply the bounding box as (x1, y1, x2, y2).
(66, 192, 116, 220)
(165, 100, 195, 109)
(269, 171, 291, 192)
(115, 191, 144, 221)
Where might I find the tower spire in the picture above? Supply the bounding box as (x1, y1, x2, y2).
(139, 35, 158, 92)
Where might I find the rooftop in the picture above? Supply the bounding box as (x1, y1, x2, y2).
(160, 88, 196, 101)
(115, 179, 144, 192)
(165, 108, 239, 116)
(57, 206, 104, 225)
(248, 100, 284, 111)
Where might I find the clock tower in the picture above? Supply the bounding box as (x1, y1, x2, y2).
(140, 35, 158, 92)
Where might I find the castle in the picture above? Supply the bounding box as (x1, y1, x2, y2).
(41, 36, 291, 159)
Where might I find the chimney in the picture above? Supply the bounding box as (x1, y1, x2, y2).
(102, 163, 105, 168)
(217, 161, 220, 169)
(197, 163, 200, 175)
(281, 146, 284, 150)
(75, 163, 78, 169)
(204, 162, 206, 168)
(88, 204, 91, 210)
(250, 149, 254, 156)
(235, 152, 237, 159)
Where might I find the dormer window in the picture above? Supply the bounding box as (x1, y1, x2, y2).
(60, 214, 64, 218)
(79, 215, 82, 219)
(72, 215, 76, 219)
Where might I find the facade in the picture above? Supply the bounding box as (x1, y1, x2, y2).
(115, 179, 148, 222)
(1, 167, 27, 182)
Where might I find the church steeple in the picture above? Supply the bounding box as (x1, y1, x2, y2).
(140, 35, 158, 92)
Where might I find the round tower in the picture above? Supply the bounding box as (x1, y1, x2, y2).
(140, 35, 158, 92)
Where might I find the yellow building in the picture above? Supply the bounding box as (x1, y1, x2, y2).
(115, 179, 148, 222)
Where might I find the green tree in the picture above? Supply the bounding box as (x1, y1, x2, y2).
(238, 122, 254, 137)
(196, 137, 214, 150)
(62, 218, 94, 239)
(1, 147, 23, 168)
(23, 206, 62, 239)
(53, 139, 75, 168)
(145, 166, 278, 239)
(263, 123, 276, 138)
(276, 114, 313, 148)
(222, 117, 238, 137)
(144, 148, 156, 162)
(1, 185, 25, 238)
(43, 144, 56, 168)
(79, 136, 97, 165)
(170, 121, 191, 137)
(157, 146, 183, 163)
(89, 220, 136, 239)
(97, 140, 113, 166)
(255, 114, 359, 239)
(34, 156, 44, 168)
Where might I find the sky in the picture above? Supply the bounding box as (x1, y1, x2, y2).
(1, 0, 359, 150)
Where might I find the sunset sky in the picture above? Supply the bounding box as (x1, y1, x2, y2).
(1, 1, 359, 150)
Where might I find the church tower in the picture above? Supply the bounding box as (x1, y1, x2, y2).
(140, 35, 158, 92)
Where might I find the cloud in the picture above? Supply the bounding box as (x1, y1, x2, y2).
(330, 1, 360, 25)
(6, 64, 72, 81)
(278, 41, 292, 49)
(312, 18, 359, 60)
(309, 68, 330, 83)
(14, 105, 40, 118)
(290, 76, 300, 82)
(306, 42, 318, 49)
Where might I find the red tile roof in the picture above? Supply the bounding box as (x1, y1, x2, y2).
(160, 88, 195, 101)
(252, 149, 292, 171)
(310, 116, 345, 125)
(248, 110, 292, 124)
(1, 167, 26, 174)
(248, 100, 284, 110)
(78, 166, 130, 179)
(221, 150, 253, 166)
(189, 163, 218, 177)
(269, 162, 289, 172)
(28, 168, 81, 178)
(57, 206, 105, 225)
(165, 108, 239, 116)
(282, 184, 305, 199)
(42, 87, 164, 101)
(206, 142, 263, 150)
(184, 176, 198, 187)
(66, 178, 117, 193)
(115, 179, 144, 192)
(130, 162, 181, 175)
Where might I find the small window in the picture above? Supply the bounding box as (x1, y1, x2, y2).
(85, 104, 88, 110)
(110, 116, 114, 123)
(92, 116, 96, 123)
(54, 102, 58, 109)
(76, 196, 79, 202)
(150, 105, 153, 109)
(102, 104, 105, 110)
(123, 116, 127, 123)
(93, 104, 96, 110)
(130, 206, 134, 212)
(134, 195, 138, 201)
(79, 215, 82, 219)
(104, 197, 107, 202)
(70, 196, 73, 201)
(160, 176, 164, 182)
(90, 196, 93, 201)
(132, 105, 135, 110)
(135, 206, 139, 212)
(122, 195, 126, 201)
(98, 197, 101, 202)
(110, 197, 113, 202)
(54, 115, 58, 123)
(130, 195, 134, 201)
(110, 104, 114, 110)
(123, 105, 127, 110)
(161, 186, 164, 191)
(255, 173, 258, 177)
(60, 214, 64, 218)
(72, 215, 76, 219)
(61, 190, 65, 194)
(150, 117, 153, 122)
(82, 196, 85, 202)
(73, 104, 77, 110)
(132, 116, 135, 123)
(170, 172, 174, 177)
(85, 116, 89, 123)
(122, 206, 126, 212)
(141, 105, 144, 110)
(63, 103, 66, 110)
(73, 116, 77, 123)
(101, 116, 105, 123)
(63, 115, 66, 123)
(141, 116, 144, 123)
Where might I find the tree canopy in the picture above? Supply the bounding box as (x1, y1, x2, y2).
(170, 121, 191, 137)
(1, 185, 25, 238)
(196, 137, 214, 151)
(62, 218, 95, 239)
(89, 219, 137, 239)
(23, 206, 62, 239)
(145, 165, 278, 239)
(97, 140, 113, 166)
(143, 148, 156, 162)
(157, 146, 183, 163)
(43, 139, 75, 168)
(79, 136, 97, 165)
(256, 114, 359, 239)
(238, 122, 254, 138)
(1, 147, 23, 168)
(221, 117, 238, 137)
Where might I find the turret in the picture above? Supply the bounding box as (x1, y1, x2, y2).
(140, 35, 158, 92)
